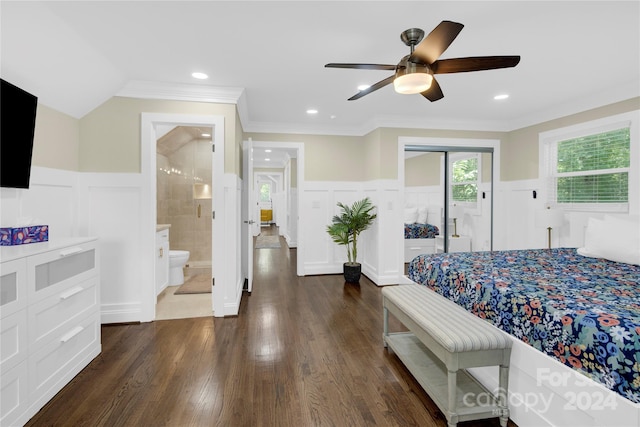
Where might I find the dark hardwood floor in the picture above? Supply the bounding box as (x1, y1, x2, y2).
(26, 225, 515, 427)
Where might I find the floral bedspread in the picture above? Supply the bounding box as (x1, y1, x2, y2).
(407, 248, 640, 403)
(404, 223, 439, 239)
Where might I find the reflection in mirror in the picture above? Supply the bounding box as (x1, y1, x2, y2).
(404, 149, 492, 258)
(446, 152, 492, 254)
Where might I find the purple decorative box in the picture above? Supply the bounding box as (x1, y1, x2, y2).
(0, 225, 49, 246)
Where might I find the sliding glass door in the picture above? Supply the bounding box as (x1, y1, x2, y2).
(405, 145, 494, 253)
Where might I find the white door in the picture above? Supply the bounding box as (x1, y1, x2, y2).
(242, 139, 254, 293)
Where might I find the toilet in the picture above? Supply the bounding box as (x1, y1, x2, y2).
(169, 250, 190, 286)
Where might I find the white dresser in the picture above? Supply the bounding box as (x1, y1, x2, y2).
(0, 237, 100, 427)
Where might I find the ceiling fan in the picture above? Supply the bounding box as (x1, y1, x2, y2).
(325, 20, 520, 102)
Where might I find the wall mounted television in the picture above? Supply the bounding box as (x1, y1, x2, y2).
(1, 78, 38, 189)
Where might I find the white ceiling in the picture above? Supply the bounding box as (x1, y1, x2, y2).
(1, 1, 639, 139)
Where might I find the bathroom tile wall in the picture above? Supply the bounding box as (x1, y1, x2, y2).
(156, 138, 212, 266)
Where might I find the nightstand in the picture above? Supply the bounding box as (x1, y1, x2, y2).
(435, 235, 471, 253)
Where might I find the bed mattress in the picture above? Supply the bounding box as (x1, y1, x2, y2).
(404, 223, 439, 239)
(407, 248, 640, 403)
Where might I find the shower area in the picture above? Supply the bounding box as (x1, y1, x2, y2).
(156, 126, 213, 279)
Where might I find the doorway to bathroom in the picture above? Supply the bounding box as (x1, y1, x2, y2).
(155, 125, 214, 320)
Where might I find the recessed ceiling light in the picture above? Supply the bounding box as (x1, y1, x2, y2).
(330, 115, 337, 119)
(265, 149, 272, 153)
(494, 94, 509, 100)
(192, 72, 208, 79)
(201, 133, 211, 137)
(265, 158, 270, 161)
(357, 85, 370, 91)
(306, 109, 318, 114)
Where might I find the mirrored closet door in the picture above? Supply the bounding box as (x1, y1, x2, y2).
(404, 146, 494, 254)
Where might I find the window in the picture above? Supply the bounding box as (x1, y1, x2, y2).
(542, 121, 632, 212)
(450, 154, 480, 206)
(259, 183, 271, 202)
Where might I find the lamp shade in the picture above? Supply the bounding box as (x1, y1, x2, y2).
(394, 73, 433, 94)
(449, 204, 464, 219)
(394, 61, 433, 94)
(535, 207, 564, 228)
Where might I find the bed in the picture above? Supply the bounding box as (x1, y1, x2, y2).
(407, 247, 640, 424)
(404, 206, 440, 262)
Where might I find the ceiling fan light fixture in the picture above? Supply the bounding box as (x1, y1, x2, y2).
(394, 72, 433, 94)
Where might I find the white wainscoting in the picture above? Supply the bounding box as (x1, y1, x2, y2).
(284, 189, 298, 248)
(1, 167, 77, 239)
(300, 180, 402, 285)
(2, 167, 243, 323)
(79, 173, 146, 324)
(222, 174, 243, 316)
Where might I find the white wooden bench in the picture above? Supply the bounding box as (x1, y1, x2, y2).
(382, 284, 512, 427)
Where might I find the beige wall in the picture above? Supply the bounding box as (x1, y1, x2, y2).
(290, 158, 297, 188)
(235, 109, 244, 177)
(243, 132, 365, 181)
(32, 104, 80, 171)
(502, 97, 640, 181)
(362, 129, 382, 181)
(405, 152, 442, 186)
(35, 95, 640, 183)
(79, 97, 238, 174)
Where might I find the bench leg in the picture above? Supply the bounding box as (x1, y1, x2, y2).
(498, 364, 510, 427)
(382, 306, 389, 348)
(447, 369, 458, 427)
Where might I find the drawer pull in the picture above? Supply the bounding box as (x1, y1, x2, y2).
(60, 286, 84, 300)
(59, 247, 84, 257)
(60, 326, 84, 343)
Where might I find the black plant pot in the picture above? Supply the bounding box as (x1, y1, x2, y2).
(343, 263, 362, 283)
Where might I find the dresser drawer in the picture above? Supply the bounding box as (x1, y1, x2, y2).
(0, 360, 28, 427)
(29, 312, 101, 402)
(0, 258, 28, 317)
(27, 241, 98, 302)
(0, 310, 28, 372)
(28, 276, 99, 350)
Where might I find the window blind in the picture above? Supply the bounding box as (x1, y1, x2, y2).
(547, 126, 630, 211)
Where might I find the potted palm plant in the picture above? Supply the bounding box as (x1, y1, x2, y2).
(326, 197, 377, 283)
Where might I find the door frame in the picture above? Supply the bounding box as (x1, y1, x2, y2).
(141, 113, 225, 321)
(398, 137, 500, 265)
(255, 172, 283, 228)
(245, 140, 305, 276)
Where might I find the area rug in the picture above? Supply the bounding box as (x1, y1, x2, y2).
(255, 235, 281, 249)
(174, 275, 212, 294)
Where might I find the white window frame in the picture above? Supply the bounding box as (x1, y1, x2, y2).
(449, 152, 481, 210)
(539, 110, 639, 214)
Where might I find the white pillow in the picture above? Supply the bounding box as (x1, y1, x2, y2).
(404, 207, 418, 224)
(578, 216, 640, 265)
(417, 207, 428, 224)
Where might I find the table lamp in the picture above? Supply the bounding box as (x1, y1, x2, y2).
(450, 204, 464, 238)
(535, 207, 564, 249)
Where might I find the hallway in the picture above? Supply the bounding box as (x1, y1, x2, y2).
(26, 226, 511, 427)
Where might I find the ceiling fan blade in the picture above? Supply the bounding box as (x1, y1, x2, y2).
(325, 63, 396, 71)
(421, 78, 444, 102)
(432, 56, 521, 74)
(348, 75, 395, 100)
(411, 20, 464, 64)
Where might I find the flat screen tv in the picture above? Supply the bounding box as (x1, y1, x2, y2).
(1, 78, 38, 189)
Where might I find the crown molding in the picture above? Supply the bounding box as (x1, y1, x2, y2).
(116, 80, 244, 104)
(505, 80, 640, 131)
(116, 79, 639, 137)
